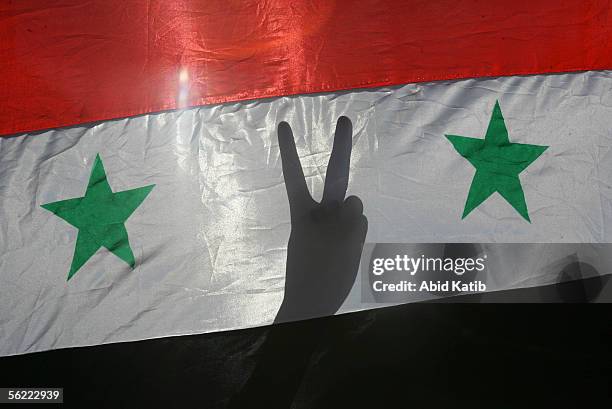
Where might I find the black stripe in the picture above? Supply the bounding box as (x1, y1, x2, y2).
(1, 277, 611, 408)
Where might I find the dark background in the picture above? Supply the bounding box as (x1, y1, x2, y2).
(1, 278, 611, 408)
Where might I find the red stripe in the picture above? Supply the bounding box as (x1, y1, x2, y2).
(2, 0, 612, 136)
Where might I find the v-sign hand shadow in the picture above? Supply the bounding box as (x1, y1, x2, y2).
(275, 116, 368, 323)
(229, 117, 367, 409)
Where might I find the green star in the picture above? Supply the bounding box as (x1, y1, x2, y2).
(42, 154, 154, 280)
(446, 101, 548, 222)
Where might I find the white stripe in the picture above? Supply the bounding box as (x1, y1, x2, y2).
(1, 71, 612, 355)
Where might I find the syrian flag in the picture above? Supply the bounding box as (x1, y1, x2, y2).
(1, 0, 612, 356)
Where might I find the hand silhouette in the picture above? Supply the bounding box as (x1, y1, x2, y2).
(229, 117, 366, 408)
(275, 116, 368, 323)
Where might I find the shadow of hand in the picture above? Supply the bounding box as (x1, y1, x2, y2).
(229, 118, 366, 408)
(275, 116, 368, 323)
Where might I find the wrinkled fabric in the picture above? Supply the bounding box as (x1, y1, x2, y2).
(3, 0, 612, 135)
(1, 71, 612, 355)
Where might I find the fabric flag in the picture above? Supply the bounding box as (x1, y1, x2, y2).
(1, 0, 612, 356)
